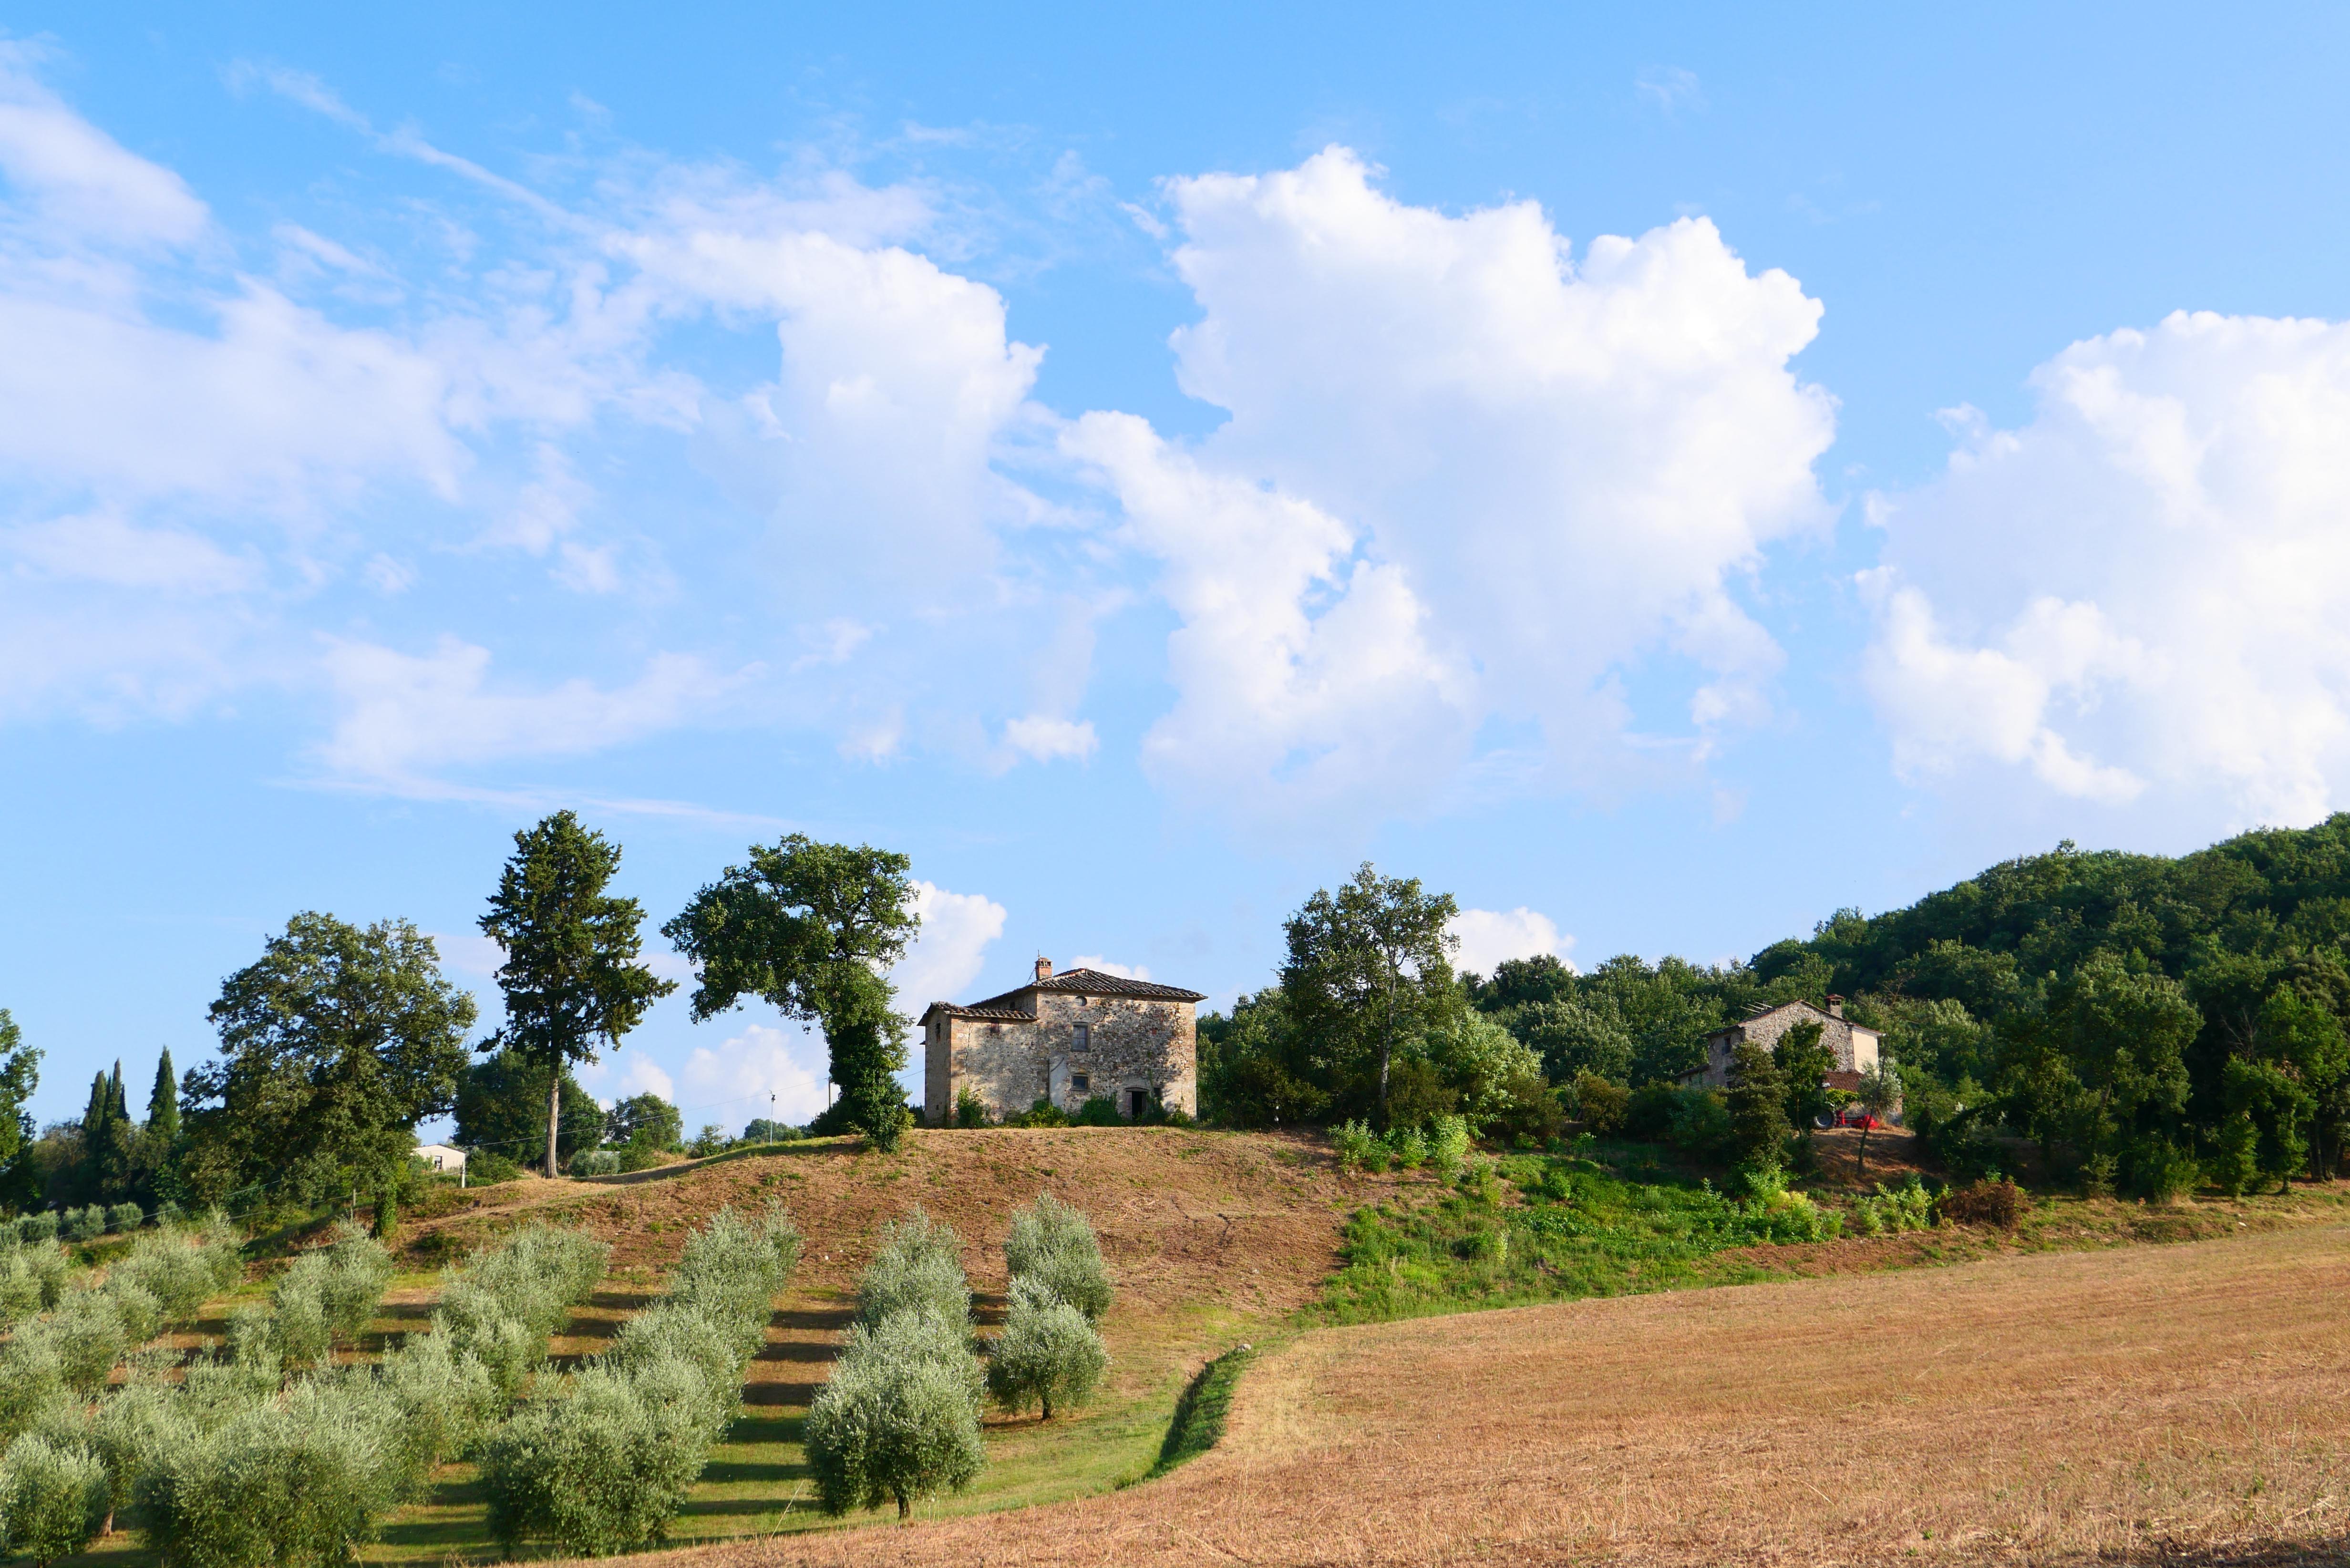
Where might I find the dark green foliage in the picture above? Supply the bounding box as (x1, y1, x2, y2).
(480, 812, 676, 1178)
(1073, 1095, 1123, 1126)
(454, 1050, 607, 1168)
(665, 836, 919, 1151)
(1724, 1042, 1792, 1171)
(1010, 1096, 1071, 1128)
(1773, 1020, 1834, 1135)
(605, 1091, 684, 1150)
(1149, 1344, 1255, 1478)
(1571, 1072, 1630, 1135)
(951, 1087, 989, 1128)
(181, 914, 475, 1208)
(1196, 990, 1327, 1126)
(0, 1008, 39, 1213)
(1280, 863, 1460, 1124)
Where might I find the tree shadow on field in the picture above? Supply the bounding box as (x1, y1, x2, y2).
(2091, 1539, 2350, 1566)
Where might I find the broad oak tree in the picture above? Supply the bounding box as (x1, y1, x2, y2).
(185, 913, 474, 1206)
(664, 836, 919, 1151)
(1280, 863, 1459, 1125)
(479, 812, 675, 1178)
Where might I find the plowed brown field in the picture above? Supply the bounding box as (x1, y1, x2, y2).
(619, 1221, 2350, 1568)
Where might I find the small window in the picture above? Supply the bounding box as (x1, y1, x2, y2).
(1072, 1073, 1090, 1093)
(1073, 1023, 1091, 1052)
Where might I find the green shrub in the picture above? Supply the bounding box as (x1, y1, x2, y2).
(19, 1211, 60, 1245)
(952, 1086, 990, 1128)
(1330, 1119, 1378, 1171)
(63, 1205, 105, 1244)
(618, 1138, 670, 1174)
(856, 1210, 969, 1329)
(434, 1224, 609, 1400)
(1073, 1095, 1124, 1127)
(1484, 1069, 1567, 1146)
(91, 1382, 179, 1531)
(1572, 1073, 1631, 1135)
(468, 1149, 522, 1185)
(806, 1310, 985, 1519)
(986, 1276, 1105, 1420)
(1429, 1114, 1472, 1180)
(1012, 1096, 1071, 1128)
(2129, 1137, 2203, 1203)
(103, 1202, 144, 1235)
(1002, 1194, 1112, 1322)
(0, 1433, 108, 1567)
(0, 1240, 71, 1327)
(1852, 1176, 1937, 1236)
(1387, 1124, 1430, 1169)
(573, 1149, 621, 1176)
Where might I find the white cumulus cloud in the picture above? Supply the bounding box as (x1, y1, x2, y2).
(1864, 310, 2350, 828)
(678, 1022, 831, 1129)
(891, 880, 1009, 1011)
(1078, 147, 1834, 826)
(1447, 907, 1577, 978)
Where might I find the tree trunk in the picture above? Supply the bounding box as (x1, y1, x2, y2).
(896, 1491, 910, 1521)
(1041, 1390, 1054, 1421)
(1376, 967, 1395, 1125)
(546, 1067, 562, 1179)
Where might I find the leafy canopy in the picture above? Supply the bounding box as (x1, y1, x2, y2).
(664, 836, 919, 1149)
(183, 913, 474, 1207)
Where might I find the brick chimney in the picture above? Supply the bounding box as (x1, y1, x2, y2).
(1034, 955, 1053, 983)
(1825, 994, 1845, 1018)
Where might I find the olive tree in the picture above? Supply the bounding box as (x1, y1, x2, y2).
(0, 1434, 107, 1568)
(1002, 1194, 1111, 1322)
(986, 1277, 1105, 1420)
(805, 1310, 985, 1519)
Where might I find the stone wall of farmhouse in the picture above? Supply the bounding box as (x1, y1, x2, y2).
(1691, 1006, 1879, 1090)
(923, 990, 1198, 1123)
(929, 1017, 1045, 1123)
(1033, 992, 1196, 1117)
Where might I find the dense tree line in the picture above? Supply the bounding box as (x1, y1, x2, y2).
(1207, 820, 2350, 1198)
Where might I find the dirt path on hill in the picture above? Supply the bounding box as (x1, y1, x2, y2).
(616, 1222, 2350, 1568)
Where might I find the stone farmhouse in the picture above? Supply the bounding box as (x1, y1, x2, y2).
(921, 958, 1206, 1124)
(1679, 997, 1887, 1103)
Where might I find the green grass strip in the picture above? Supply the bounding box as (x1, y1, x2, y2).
(1148, 1342, 1257, 1479)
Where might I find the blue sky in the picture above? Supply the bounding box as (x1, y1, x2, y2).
(5, 3, 2350, 1135)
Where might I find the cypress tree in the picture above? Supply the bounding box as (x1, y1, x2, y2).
(145, 1050, 178, 1144)
(1725, 1040, 1793, 1172)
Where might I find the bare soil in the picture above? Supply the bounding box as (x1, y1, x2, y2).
(624, 1220, 2350, 1568)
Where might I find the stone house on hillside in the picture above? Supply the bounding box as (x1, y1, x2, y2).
(921, 958, 1206, 1124)
(1679, 997, 1888, 1106)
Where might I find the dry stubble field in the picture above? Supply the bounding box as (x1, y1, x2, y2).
(644, 1220, 2350, 1568)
